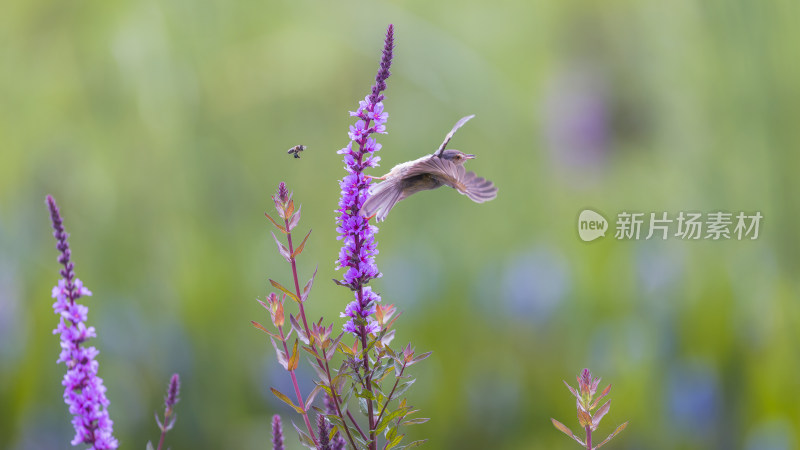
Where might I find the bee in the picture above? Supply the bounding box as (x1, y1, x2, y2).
(287, 145, 306, 159)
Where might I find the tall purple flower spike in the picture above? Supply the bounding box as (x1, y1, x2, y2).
(336, 24, 394, 337)
(47, 195, 118, 449)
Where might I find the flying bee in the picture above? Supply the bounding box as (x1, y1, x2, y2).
(287, 145, 306, 159)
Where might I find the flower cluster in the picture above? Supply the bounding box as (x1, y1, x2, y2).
(47, 195, 118, 449)
(336, 24, 394, 337)
(552, 368, 628, 449)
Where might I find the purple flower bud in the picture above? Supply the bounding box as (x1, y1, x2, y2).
(166, 373, 180, 410)
(317, 415, 331, 450)
(271, 415, 284, 450)
(278, 182, 289, 203)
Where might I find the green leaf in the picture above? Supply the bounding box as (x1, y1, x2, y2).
(251, 320, 281, 340)
(327, 332, 345, 361)
(264, 212, 287, 233)
(355, 388, 376, 401)
(271, 338, 288, 370)
(394, 379, 416, 399)
(375, 408, 407, 434)
(590, 384, 612, 410)
(292, 229, 312, 258)
(270, 279, 300, 303)
(578, 407, 592, 428)
(592, 400, 611, 429)
(563, 380, 580, 399)
(594, 421, 628, 448)
(384, 433, 404, 449)
(308, 358, 329, 384)
(290, 314, 309, 344)
(288, 339, 299, 371)
(301, 266, 318, 302)
(409, 351, 432, 365)
(400, 417, 430, 426)
(271, 387, 304, 414)
(551, 418, 584, 446)
(358, 397, 370, 416)
(271, 231, 291, 262)
(291, 420, 317, 449)
(305, 384, 323, 411)
(287, 205, 301, 231)
(404, 439, 428, 448)
(326, 413, 346, 429)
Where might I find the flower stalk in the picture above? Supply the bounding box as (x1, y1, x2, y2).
(46, 195, 118, 449)
(551, 368, 629, 449)
(155, 373, 181, 450)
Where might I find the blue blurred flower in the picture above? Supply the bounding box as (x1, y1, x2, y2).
(666, 361, 720, 438)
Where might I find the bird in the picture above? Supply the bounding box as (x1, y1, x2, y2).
(361, 115, 497, 222)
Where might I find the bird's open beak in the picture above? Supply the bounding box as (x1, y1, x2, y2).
(465, 154, 476, 159)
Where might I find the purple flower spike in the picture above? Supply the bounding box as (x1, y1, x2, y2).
(336, 25, 394, 337)
(46, 195, 118, 450)
(166, 373, 180, 413)
(271, 415, 285, 450)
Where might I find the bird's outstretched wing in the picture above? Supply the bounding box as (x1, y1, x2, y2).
(404, 157, 498, 203)
(433, 115, 475, 157)
(361, 178, 404, 222)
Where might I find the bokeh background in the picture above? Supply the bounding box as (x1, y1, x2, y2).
(2, 0, 799, 448)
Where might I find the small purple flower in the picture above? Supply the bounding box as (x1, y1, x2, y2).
(336, 24, 394, 337)
(46, 195, 118, 449)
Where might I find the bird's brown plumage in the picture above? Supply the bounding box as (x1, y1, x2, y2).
(361, 115, 498, 222)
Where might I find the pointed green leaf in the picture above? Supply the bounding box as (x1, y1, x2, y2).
(394, 379, 416, 399)
(265, 212, 287, 233)
(401, 417, 430, 426)
(290, 314, 309, 344)
(291, 420, 317, 449)
(251, 321, 281, 340)
(271, 387, 304, 414)
(271, 337, 288, 370)
(594, 421, 628, 448)
(270, 279, 300, 303)
(287, 205, 301, 231)
(288, 339, 299, 371)
(271, 231, 291, 262)
(591, 384, 612, 410)
(409, 351, 432, 366)
(301, 266, 318, 302)
(551, 418, 584, 446)
(385, 433, 404, 449)
(592, 400, 611, 429)
(292, 229, 312, 258)
(305, 384, 323, 411)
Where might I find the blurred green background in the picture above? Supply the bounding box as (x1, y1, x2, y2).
(2, 0, 799, 448)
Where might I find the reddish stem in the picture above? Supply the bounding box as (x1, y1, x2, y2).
(278, 325, 317, 446)
(284, 218, 360, 450)
(585, 425, 592, 449)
